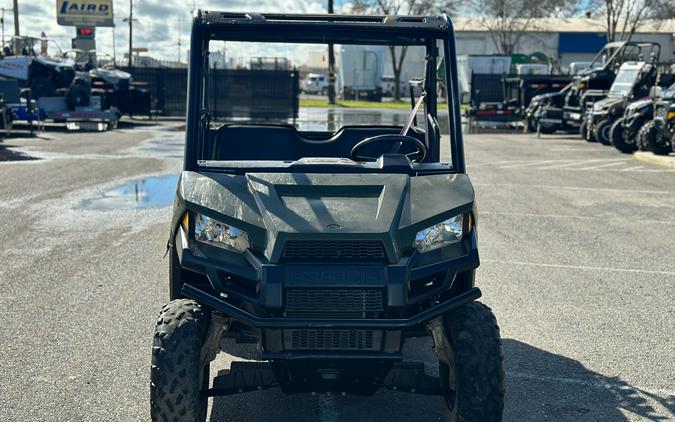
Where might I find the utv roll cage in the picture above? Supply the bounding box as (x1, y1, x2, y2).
(184, 11, 465, 173)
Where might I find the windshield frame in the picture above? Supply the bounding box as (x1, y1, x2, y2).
(609, 67, 640, 97)
(184, 12, 464, 175)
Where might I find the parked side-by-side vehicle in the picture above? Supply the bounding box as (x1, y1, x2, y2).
(150, 12, 504, 422)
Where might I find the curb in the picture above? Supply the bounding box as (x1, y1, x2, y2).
(633, 151, 675, 169)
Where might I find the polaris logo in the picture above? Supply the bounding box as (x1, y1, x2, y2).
(59, 1, 110, 14)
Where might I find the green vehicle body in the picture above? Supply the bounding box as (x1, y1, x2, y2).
(151, 11, 504, 422)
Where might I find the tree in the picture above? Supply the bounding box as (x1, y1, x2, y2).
(467, 0, 577, 55)
(349, 0, 458, 101)
(589, 0, 675, 42)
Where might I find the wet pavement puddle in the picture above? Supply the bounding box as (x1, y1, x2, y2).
(79, 174, 179, 210)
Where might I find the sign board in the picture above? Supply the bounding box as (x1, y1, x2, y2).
(76, 27, 95, 38)
(56, 0, 114, 27)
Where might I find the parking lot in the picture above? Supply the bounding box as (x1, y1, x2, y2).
(0, 121, 673, 421)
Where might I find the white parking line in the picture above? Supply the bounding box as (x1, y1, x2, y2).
(621, 165, 648, 171)
(500, 160, 572, 169)
(539, 159, 621, 169)
(507, 371, 675, 397)
(578, 161, 630, 170)
(481, 259, 675, 277)
(479, 211, 675, 225)
(473, 183, 675, 195)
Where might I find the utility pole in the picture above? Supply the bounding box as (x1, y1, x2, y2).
(127, 0, 133, 69)
(123, 0, 138, 69)
(12, 0, 18, 36)
(327, 0, 336, 104)
(1, 8, 7, 47)
(112, 23, 117, 66)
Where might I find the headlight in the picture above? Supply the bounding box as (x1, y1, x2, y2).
(414, 214, 463, 254)
(578, 81, 586, 90)
(194, 213, 250, 253)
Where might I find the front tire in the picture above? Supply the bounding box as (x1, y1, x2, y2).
(151, 299, 211, 422)
(636, 121, 658, 152)
(442, 302, 504, 422)
(537, 121, 556, 135)
(594, 119, 613, 145)
(609, 118, 637, 153)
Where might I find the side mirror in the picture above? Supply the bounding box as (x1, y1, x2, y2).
(650, 86, 662, 97)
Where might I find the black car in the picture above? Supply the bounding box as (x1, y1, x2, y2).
(150, 11, 504, 422)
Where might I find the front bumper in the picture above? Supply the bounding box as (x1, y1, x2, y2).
(174, 227, 480, 357)
(562, 106, 584, 126)
(182, 283, 481, 330)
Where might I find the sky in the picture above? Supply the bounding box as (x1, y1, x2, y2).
(1, 0, 353, 63)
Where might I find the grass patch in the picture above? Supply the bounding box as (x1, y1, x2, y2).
(299, 99, 413, 110)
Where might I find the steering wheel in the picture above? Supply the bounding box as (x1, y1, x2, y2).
(350, 134, 427, 163)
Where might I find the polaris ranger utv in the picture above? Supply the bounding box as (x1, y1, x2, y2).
(151, 11, 504, 422)
(638, 83, 675, 155)
(530, 41, 660, 134)
(583, 60, 659, 146)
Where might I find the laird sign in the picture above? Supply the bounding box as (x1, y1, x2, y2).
(56, 0, 114, 27)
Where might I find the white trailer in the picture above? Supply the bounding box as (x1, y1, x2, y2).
(337, 45, 385, 101)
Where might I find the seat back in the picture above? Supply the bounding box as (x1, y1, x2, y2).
(211, 124, 424, 161)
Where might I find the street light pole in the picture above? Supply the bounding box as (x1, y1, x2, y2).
(128, 0, 133, 69)
(327, 0, 336, 104)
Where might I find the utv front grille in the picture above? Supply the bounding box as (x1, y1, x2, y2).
(282, 240, 385, 261)
(283, 329, 383, 351)
(285, 288, 383, 318)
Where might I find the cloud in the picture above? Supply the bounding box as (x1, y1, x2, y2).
(2, 0, 361, 64)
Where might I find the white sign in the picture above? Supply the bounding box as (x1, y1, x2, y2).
(56, 0, 114, 27)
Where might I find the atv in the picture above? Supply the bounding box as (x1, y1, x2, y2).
(583, 60, 659, 145)
(531, 41, 660, 134)
(63, 49, 152, 116)
(638, 83, 675, 155)
(0, 36, 79, 101)
(151, 11, 504, 422)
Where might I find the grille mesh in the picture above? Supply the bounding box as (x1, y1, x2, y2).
(282, 240, 385, 261)
(285, 289, 383, 318)
(284, 329, 382, 351)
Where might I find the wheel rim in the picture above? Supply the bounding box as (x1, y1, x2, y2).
(600, 124, 611, 143)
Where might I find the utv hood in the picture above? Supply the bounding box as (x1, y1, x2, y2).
(170, 171, 475, 262)
(625, 98, 653, 113)
(593, 96, 624, 111)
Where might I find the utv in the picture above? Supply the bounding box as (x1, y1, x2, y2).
(609, 97, 656, 153)
(151, 11, 504, 422)
(638, 83, 675, 155)
(63, 49, 152, 116)
(583, 61, 659, 145)
(0, 36, 79, 101)
(531, 41, 660, 134)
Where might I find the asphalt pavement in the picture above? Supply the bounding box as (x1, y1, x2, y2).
(0, 123, 673, 421)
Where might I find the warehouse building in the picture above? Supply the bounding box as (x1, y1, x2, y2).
(452, 18, 675, 66)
